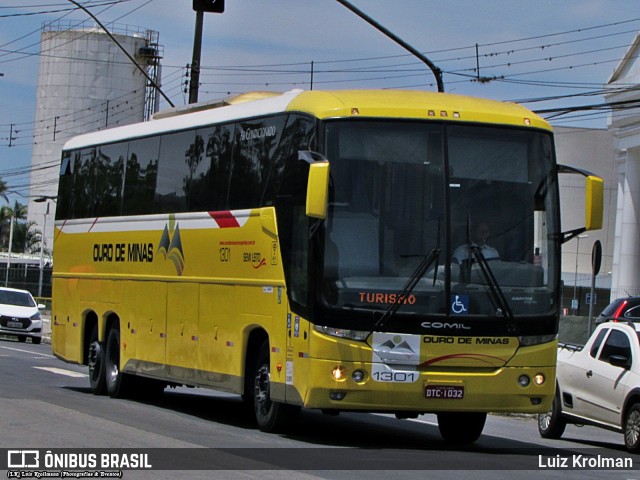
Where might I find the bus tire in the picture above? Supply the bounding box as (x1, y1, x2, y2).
(88, 324, 106, 395)
(105, 325, 133, 398)
(437, 412, 486, 444)
(252, 340, 298, 432)
(538, 392, 566, 439)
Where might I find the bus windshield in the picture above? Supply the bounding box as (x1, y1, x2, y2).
(319, 120, 559, 330)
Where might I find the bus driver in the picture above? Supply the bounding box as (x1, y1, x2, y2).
(452, 221, 499, 264)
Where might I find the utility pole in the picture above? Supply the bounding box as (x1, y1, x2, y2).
(190, 0, 225, 104)
(189, 10, 205, 104)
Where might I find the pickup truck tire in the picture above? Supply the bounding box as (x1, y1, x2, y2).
(538, 392, 566, 439)
(624, 403, 640, 452)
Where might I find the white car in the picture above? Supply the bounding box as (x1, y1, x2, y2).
(538, 319, 640, 452)
(0, 287, 45, 344)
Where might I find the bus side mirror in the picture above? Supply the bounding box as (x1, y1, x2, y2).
(585, 175, 603, 231)
(557, 165, 604, 243)
(306, 161, 330, 219)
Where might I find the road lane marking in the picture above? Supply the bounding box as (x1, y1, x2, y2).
(34, 366, 87, 378)
(0, 345, 54, 358)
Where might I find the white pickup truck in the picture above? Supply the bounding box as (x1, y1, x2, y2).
(538, 319, 640, 452)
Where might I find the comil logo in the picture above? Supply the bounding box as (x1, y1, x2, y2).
(8, 450, 39, 468)
(158, 216, 185, 276)
(371, 333, 421, 365)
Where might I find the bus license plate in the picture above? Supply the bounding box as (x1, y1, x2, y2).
(425, 385, 464, 400)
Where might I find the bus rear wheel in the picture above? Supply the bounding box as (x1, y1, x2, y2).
(252, 340, 298, 432)
(105, 325, 133, 398)
(437, 412, 486, 444)
(88, 324, 106, 395)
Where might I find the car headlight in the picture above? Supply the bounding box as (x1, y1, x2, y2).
(30, 311, 42, 322)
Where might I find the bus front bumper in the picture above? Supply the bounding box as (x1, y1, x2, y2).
(298, 359, 555, 414)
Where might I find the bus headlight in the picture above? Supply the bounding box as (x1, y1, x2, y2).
(315, 325, 369, 341)
(534, 373, 546, 386)
(518, 375, 530, 387)
(332, 366, 346, 381)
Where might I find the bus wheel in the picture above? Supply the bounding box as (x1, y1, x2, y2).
(437, 412, 486, 444)
(252, 340, 298, 432)
(88, 324, 106, 395)
(105, 326, 132, 398)
(538, 392, 566, 439)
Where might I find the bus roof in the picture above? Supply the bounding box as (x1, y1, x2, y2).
(63, 89, 551, 151)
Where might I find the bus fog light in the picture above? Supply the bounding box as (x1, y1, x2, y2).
(330, 391, 346, 401)
(534, 373, 545, 385)
(332, 366, 346, 381)
(518, 375, 530, 387)
(352, 370, 365, 383)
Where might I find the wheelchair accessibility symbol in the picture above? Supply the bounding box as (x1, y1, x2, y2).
(451, 295, 469, 315)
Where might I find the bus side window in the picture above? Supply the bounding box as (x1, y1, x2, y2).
(56, 151, 73, 220)
(96, 142, 129, 217)
(192, 123, 235, 211)
(228, 116, 286, 210)
(123, 137, 160, 215)
(263, 114, 316, 207)
(73, 148, 97, 218)
(155, 131, 196, 214)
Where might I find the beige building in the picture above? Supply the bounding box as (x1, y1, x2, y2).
(605, 33, 640, 298)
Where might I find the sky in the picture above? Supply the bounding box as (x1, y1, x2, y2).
(0, 0, 639, 204)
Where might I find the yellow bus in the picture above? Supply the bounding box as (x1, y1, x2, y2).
(52, 89, 603, 443)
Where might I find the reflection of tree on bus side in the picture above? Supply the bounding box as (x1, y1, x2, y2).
(124, 154, 158, 214)
(184, 134, 205, 209)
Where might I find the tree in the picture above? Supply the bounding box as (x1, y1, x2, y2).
(0, 178, 9, 204)
(0, 201, 35, 253)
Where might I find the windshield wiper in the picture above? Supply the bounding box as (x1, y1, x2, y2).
(369, 218, 442, 334)
(469, 246, 517, 334)
(370, 246, 440, 335)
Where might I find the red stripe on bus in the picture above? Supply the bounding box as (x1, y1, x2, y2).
(209, 211, 240, 228)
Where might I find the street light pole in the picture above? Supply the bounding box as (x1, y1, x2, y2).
(573, 234, 588, 315)
(34, 196, 57, 297)
(37, 202, 50, 298)
(4, 214, 13, 287)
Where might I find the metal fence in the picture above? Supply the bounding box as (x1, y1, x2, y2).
(0, 264, 52, 301)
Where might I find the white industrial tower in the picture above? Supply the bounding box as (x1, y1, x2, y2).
(27, 20, 163, 254)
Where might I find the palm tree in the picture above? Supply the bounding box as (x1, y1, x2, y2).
(0, 178, 9, 204)
(0, 201, 28, 252)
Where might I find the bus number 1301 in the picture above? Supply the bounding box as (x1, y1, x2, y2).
(372, 368, 418, 383)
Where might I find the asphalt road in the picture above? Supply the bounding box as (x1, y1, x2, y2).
(0, 337, 638, 480)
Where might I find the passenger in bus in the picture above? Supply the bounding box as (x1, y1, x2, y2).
(452, 221, 499, 264)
